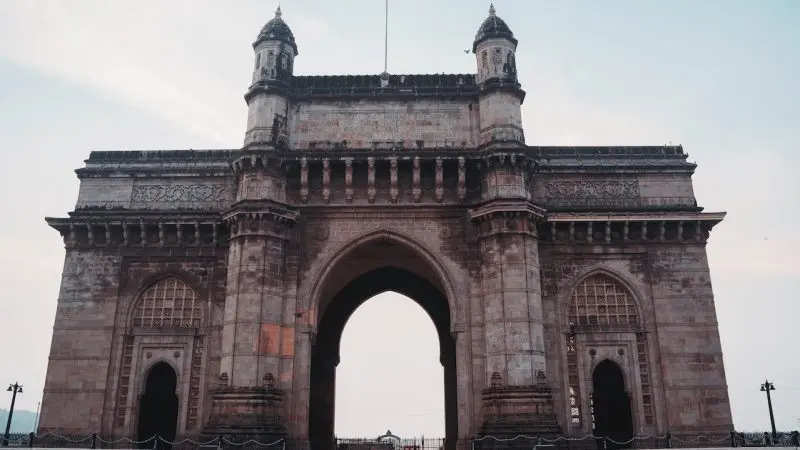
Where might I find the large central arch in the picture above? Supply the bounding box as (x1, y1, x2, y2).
(307, 233, 458, 450)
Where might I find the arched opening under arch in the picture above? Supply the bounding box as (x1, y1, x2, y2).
(335, 292, 444, 437)
(137, 362, 179, 450)
(591, 360, 633, 449)
(309, 238, 456, 450)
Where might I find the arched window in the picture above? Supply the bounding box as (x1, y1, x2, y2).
(267, 51, 275, 68)
(133, 277, 202, 328)
(568, 273, 638, 328)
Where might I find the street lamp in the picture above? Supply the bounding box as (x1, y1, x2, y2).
(2, 382, 23, 447)
(760, 380, 777, 441)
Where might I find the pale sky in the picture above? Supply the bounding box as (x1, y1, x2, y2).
(0, 0, 798, 438)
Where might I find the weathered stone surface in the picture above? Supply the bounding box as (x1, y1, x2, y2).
(38, 5, 732, 448)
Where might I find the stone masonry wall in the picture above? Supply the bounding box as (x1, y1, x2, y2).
(39, 249, 122, 433)
(288, 98, 479, 150)
(648, 245, 732, 433)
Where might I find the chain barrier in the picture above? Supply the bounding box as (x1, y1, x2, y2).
(6, 430, 800, 449)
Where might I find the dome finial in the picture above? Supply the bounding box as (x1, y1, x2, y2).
(489, 3, 496, 16)
(275, 3, 282, 17)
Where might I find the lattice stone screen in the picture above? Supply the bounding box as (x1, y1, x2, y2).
(568, 274, 638, 327)
(133, 277, 202, 328)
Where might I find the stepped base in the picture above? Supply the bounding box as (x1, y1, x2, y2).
(202, 386, 287, 442)
(476, 382, 562, 447)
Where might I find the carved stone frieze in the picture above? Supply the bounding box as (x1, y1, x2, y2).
(544, 180, 639, 199)
(131, 184, 226, 203)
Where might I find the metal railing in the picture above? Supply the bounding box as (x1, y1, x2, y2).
(2, 431, 798, 450)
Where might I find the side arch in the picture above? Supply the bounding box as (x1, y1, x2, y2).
(303, 228, 461, 331)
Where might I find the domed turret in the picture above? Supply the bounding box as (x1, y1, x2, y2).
(254, 6, 298, 54)
(472, 3, 517, 53)
(244, 5, 299, 147)
(472, 4, 518, 85)
(471, 4, 525, 146)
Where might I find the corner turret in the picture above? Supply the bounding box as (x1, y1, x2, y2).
(473, 4, 525, 146)
(244, 6, 297, 148)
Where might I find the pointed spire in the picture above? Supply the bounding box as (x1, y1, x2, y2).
(275, 4, 282, 17)
(489, 3, 496, 16)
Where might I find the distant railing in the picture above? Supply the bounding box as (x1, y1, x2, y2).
(3, 431, 798, 450)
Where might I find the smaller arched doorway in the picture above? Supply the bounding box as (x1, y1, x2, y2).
(591, 360, 634, 449)
(137, 362, 179, 449)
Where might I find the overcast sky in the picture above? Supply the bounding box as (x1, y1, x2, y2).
(0, 0, 798, 438)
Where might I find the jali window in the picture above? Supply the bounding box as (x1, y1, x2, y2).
(568, 273, 638, 328)
(133, 277, 202, 328)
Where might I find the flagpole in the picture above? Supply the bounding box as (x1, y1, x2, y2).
(384, 0, 388, 73)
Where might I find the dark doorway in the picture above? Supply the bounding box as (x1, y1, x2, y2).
(137, 362, 179, 450)
(591, 360, 634, 449)
(309, 266, 457, 450)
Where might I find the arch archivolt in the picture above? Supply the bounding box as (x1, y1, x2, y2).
(300, 228, 464, 331)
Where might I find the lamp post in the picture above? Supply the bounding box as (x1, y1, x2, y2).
(2, 382, 23, 447)
(760, 380, 777, 440)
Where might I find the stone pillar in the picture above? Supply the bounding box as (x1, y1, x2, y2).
(205, 153, 297, 440)
(470, 154, 560, 440)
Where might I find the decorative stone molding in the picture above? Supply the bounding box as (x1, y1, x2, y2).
(469, 200, 546, 238)
(45, 215, 226, 249)
(540, 212, 725, 245)
(230, 151, 288, 179)
(223, 202, 298, 241)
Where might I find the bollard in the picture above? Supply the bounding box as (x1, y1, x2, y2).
(729, 430, 736, 448)
(27, 433, 34, 449)
(217, 434, 224, 450)
(665, 432, 672, 449)
(91, 432, 97, 449)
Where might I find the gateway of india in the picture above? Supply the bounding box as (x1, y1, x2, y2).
(39, 4, 733, 449)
